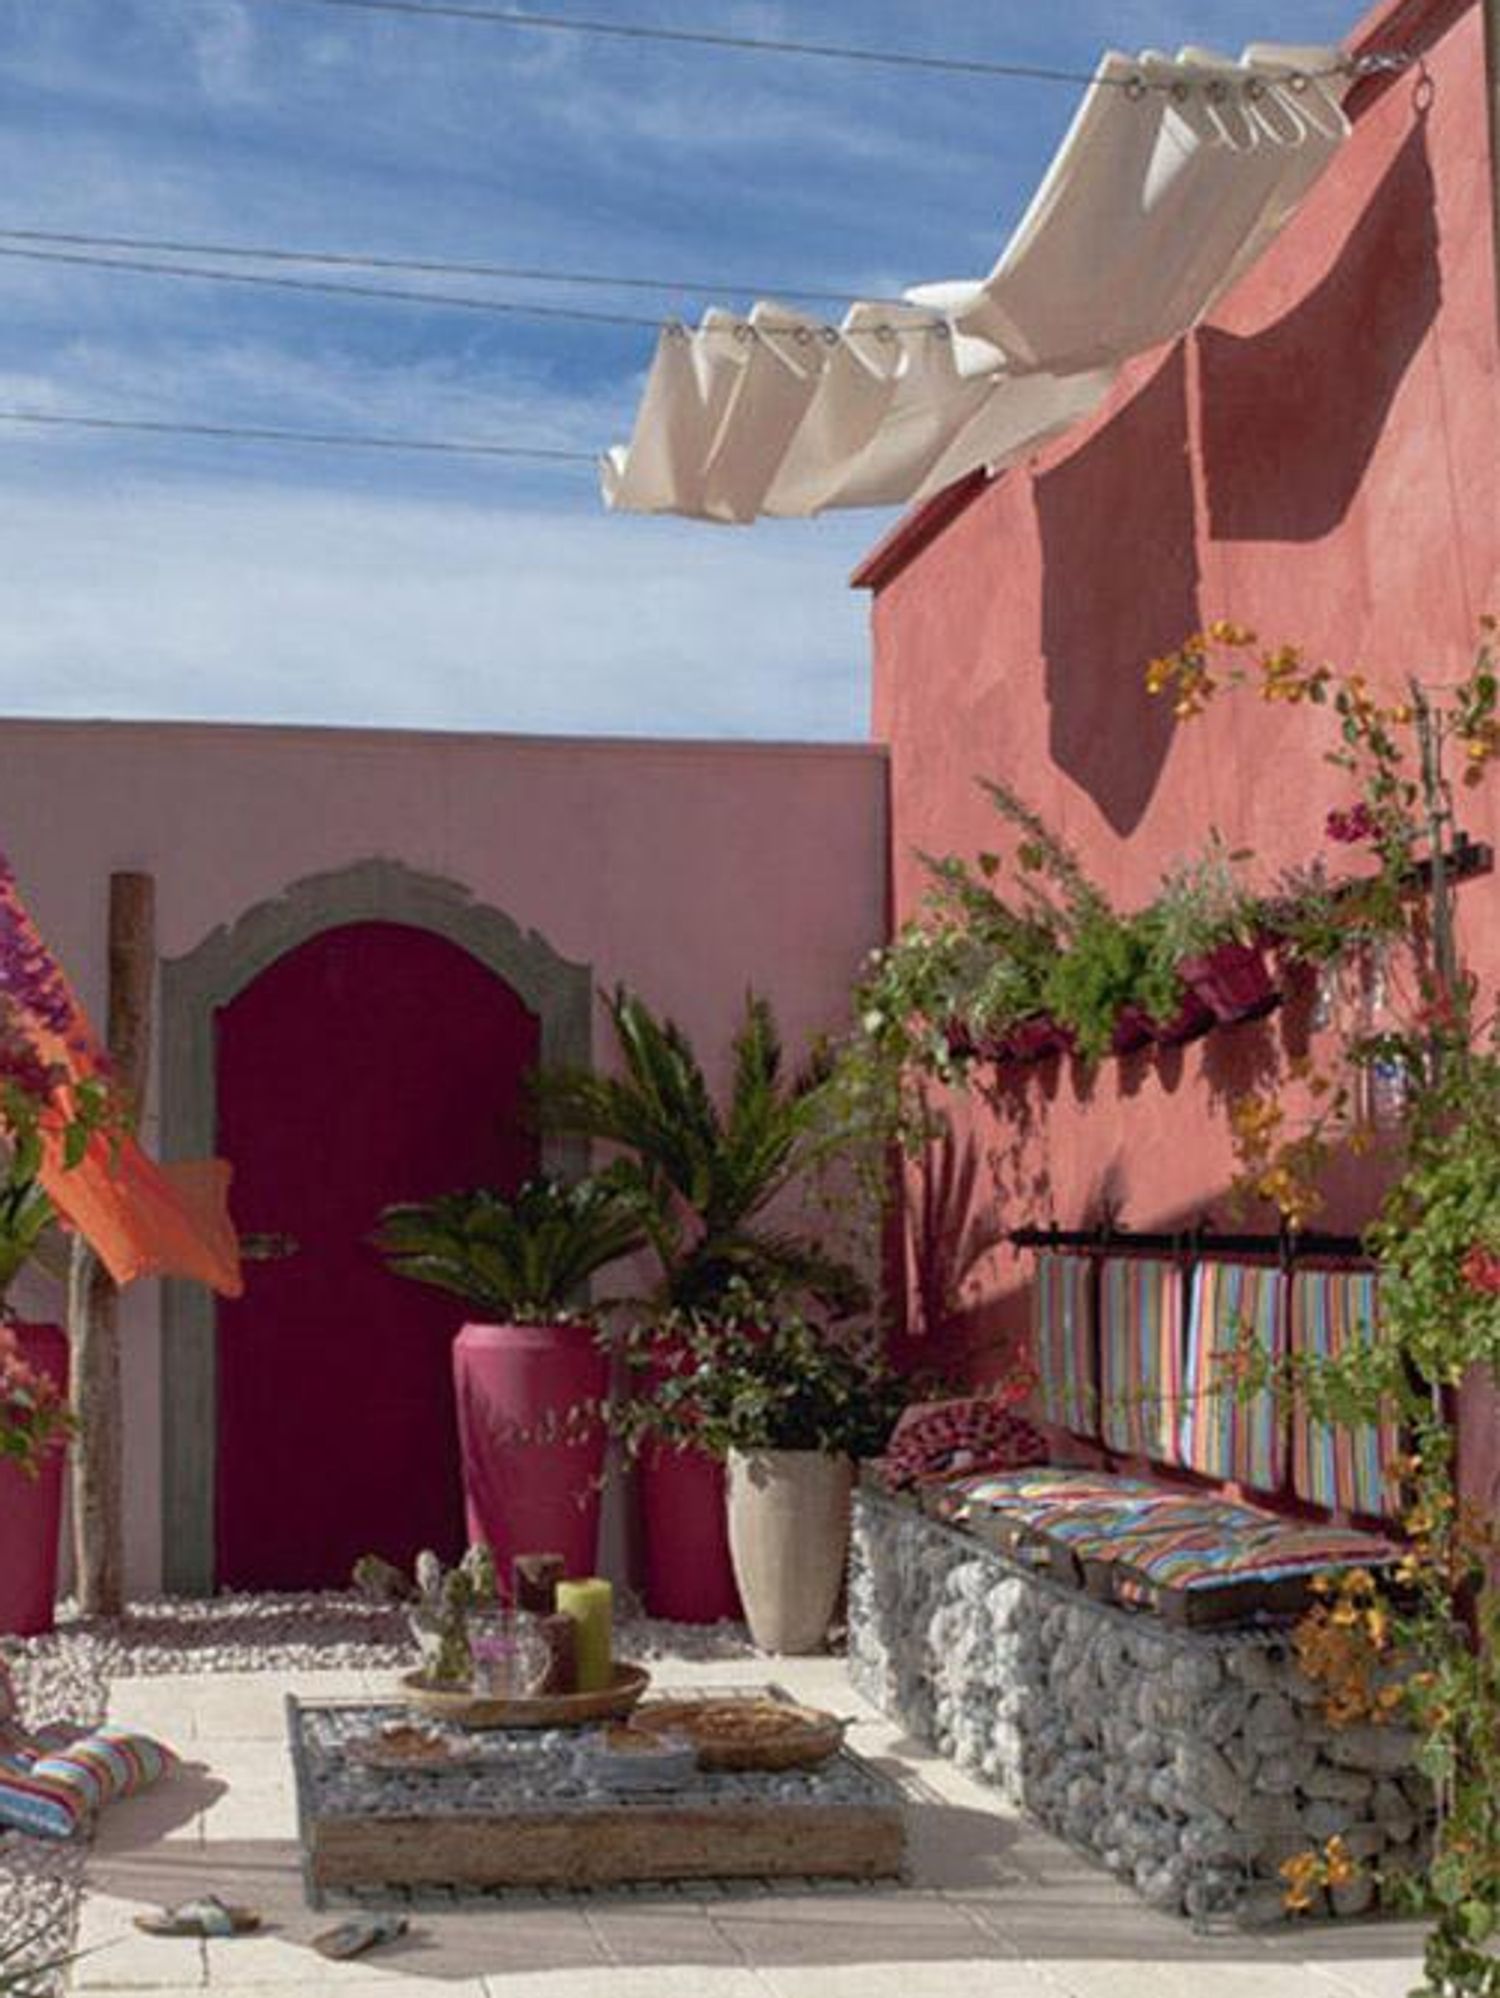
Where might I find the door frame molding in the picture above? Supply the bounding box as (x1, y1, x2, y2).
(158, 857, 592, 1595)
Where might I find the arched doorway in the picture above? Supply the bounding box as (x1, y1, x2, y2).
(159, 860, 591, 1594)
(215, 920, 539, 1590)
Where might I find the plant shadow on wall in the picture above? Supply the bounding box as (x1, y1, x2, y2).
(1033, 343, 1199, 838)
(1199, 120, 1441, 545)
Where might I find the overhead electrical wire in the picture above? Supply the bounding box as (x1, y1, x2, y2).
(0, 225, 865, 307)
(243, 0, 1376, 88)
(0, 406, 597, 462)
(0, 241, 947, 335)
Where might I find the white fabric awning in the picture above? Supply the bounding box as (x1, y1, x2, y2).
(602, 42, 1352, 524)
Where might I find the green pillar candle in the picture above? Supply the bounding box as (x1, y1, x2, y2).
(556, 1577, 612, 1693)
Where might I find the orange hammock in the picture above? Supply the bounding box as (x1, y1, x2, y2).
(0, 859, 242, 1298)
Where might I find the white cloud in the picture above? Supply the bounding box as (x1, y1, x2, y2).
(0, 474, 879, 739)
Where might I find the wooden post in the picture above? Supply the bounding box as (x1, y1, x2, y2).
(70, 871, 155, 1619)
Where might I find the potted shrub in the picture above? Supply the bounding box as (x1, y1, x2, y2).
(629, 1303, 907, 1653)
(374, 1174, 647, 1585)
(537, 988, 864, 1623)
(1152, 833, 1281, 1025)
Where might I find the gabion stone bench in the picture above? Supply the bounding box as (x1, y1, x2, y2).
(846, 1482, 1430, 1926)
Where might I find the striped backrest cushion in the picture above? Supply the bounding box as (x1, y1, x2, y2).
(1290, 1269, 1399, 1516)
(1099, 1256, 1187, 1465)
(0, 1725, 174, 1840)
(1180, 1261, 1286, 1490)
(1032, 1251, 1098, 1435)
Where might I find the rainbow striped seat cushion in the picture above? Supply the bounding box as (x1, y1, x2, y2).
(0, 1724, 175, 1840)
(1117, 1520, 1400, 1593)
(1029, 1490, 1271, 1560)
(929, 1466, 1159, 1529)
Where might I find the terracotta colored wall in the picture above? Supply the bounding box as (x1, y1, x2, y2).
(0, 720, 887, 1591)
(861, 1, 1500, 1487)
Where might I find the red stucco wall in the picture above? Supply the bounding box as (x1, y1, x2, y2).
(860, 0, 1500, 1497)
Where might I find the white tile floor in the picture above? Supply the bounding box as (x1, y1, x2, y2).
(69, 1653, 1431, 1998)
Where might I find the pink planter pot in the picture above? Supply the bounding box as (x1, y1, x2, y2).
(0, 1322, 69, 1638)
(1110, 1006, 1156, 1055)
(639, 1441, 742, 1624)
(452, 1322, 608, 1584)
(1145, 989, 1217, 1046)
(1178, 943, 1282, 1026)
(1000, 1016, 1075, 1065)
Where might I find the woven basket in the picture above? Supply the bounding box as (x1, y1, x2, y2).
(633, 1698, 848, 1772)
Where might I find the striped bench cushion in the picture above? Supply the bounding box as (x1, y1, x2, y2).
(1099, 1257, 1186, 1464)
(1032, 1251, 1098, 1435)
(1290, 1269, 1399, 1516)
(1112, 1521, 1401, 1627)
(1181, 1261, 1285, 1490)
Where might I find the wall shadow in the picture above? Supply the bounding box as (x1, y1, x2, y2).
(1200, 122, 1440, 543)
(1035, 346, 1200, 835)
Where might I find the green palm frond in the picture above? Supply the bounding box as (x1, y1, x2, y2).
(537, 986, 861, 1318)
(373, 1176, 648, 1320)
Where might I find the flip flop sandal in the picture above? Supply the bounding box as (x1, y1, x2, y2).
(134, 1896, 261, 1938)
(310, 1915, 409, 1960)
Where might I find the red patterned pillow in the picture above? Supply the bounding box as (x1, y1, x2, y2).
(882, 1396, 1048, 1489)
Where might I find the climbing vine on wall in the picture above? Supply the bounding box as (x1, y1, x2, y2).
(1149, 621, 1500, 1995)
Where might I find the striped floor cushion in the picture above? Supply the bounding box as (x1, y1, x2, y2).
(925, 1467, 1161, 1560)
(1180, 1260, 1286, 1491)
(0, 1724, 175, 1840)
(1290, 1269, 1399, 1517)
(1111, 1522, 1401, 1628)
(1099, 1257, 1187, 1465)
(1033, 1251, 1098, 1436)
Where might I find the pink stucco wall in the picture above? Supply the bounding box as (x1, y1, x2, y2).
(0, 719, 887, 1590)
(859, 0, 1500, 1488)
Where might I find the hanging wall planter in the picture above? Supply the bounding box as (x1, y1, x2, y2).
(1110, 1006, 1156, 1055)
(1146, 989, 1218, 1046)
(1177, 941, 1282, 1026)
(1003, 1016, 1076, 1064)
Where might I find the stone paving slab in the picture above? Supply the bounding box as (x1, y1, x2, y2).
(63, 1655, 1433, 1998)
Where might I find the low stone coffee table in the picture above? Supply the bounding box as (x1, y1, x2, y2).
(288, 1690, 907, 1902)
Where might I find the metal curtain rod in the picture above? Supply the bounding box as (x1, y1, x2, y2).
(1010, 1225, 1371, 1260)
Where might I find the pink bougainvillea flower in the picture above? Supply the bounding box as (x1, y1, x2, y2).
(1325, 802, 1378, 845)
(1461, 1244, 1500, 1297)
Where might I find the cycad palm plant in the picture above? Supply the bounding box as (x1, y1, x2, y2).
(373, 1173, 648, 1323)
(536, 987, 864, 1320)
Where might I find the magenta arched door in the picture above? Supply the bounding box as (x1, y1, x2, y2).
(214, 920, 540, 1591)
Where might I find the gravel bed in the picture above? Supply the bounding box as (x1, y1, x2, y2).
(0, 1594, 755, 1988)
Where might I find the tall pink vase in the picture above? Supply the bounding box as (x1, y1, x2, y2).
(452, 1321, 608, 1583)
(0, 1322, 69, 1638)
(639, 1442, 742, 1623)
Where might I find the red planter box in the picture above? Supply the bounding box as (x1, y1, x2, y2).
(1178, 943, 1282, 1026)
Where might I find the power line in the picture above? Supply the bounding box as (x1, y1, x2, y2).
(0, 240, 946, 335)
(0, 406, 598, 462)
(0, 225, 865, 307)
(0, 242, 663, 329)
(244, 0, 1371, 88)
(244, 0, 1121, 85)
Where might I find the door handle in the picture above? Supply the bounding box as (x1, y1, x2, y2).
(240, 1231, 301, 1263)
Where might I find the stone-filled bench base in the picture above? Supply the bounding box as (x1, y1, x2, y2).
(847, 1488, 1430, 1925)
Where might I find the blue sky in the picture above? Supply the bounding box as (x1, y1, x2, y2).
(0, 0, 1361, 740)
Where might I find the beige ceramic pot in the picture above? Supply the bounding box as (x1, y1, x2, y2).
(725, 1448, 853, 1654)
